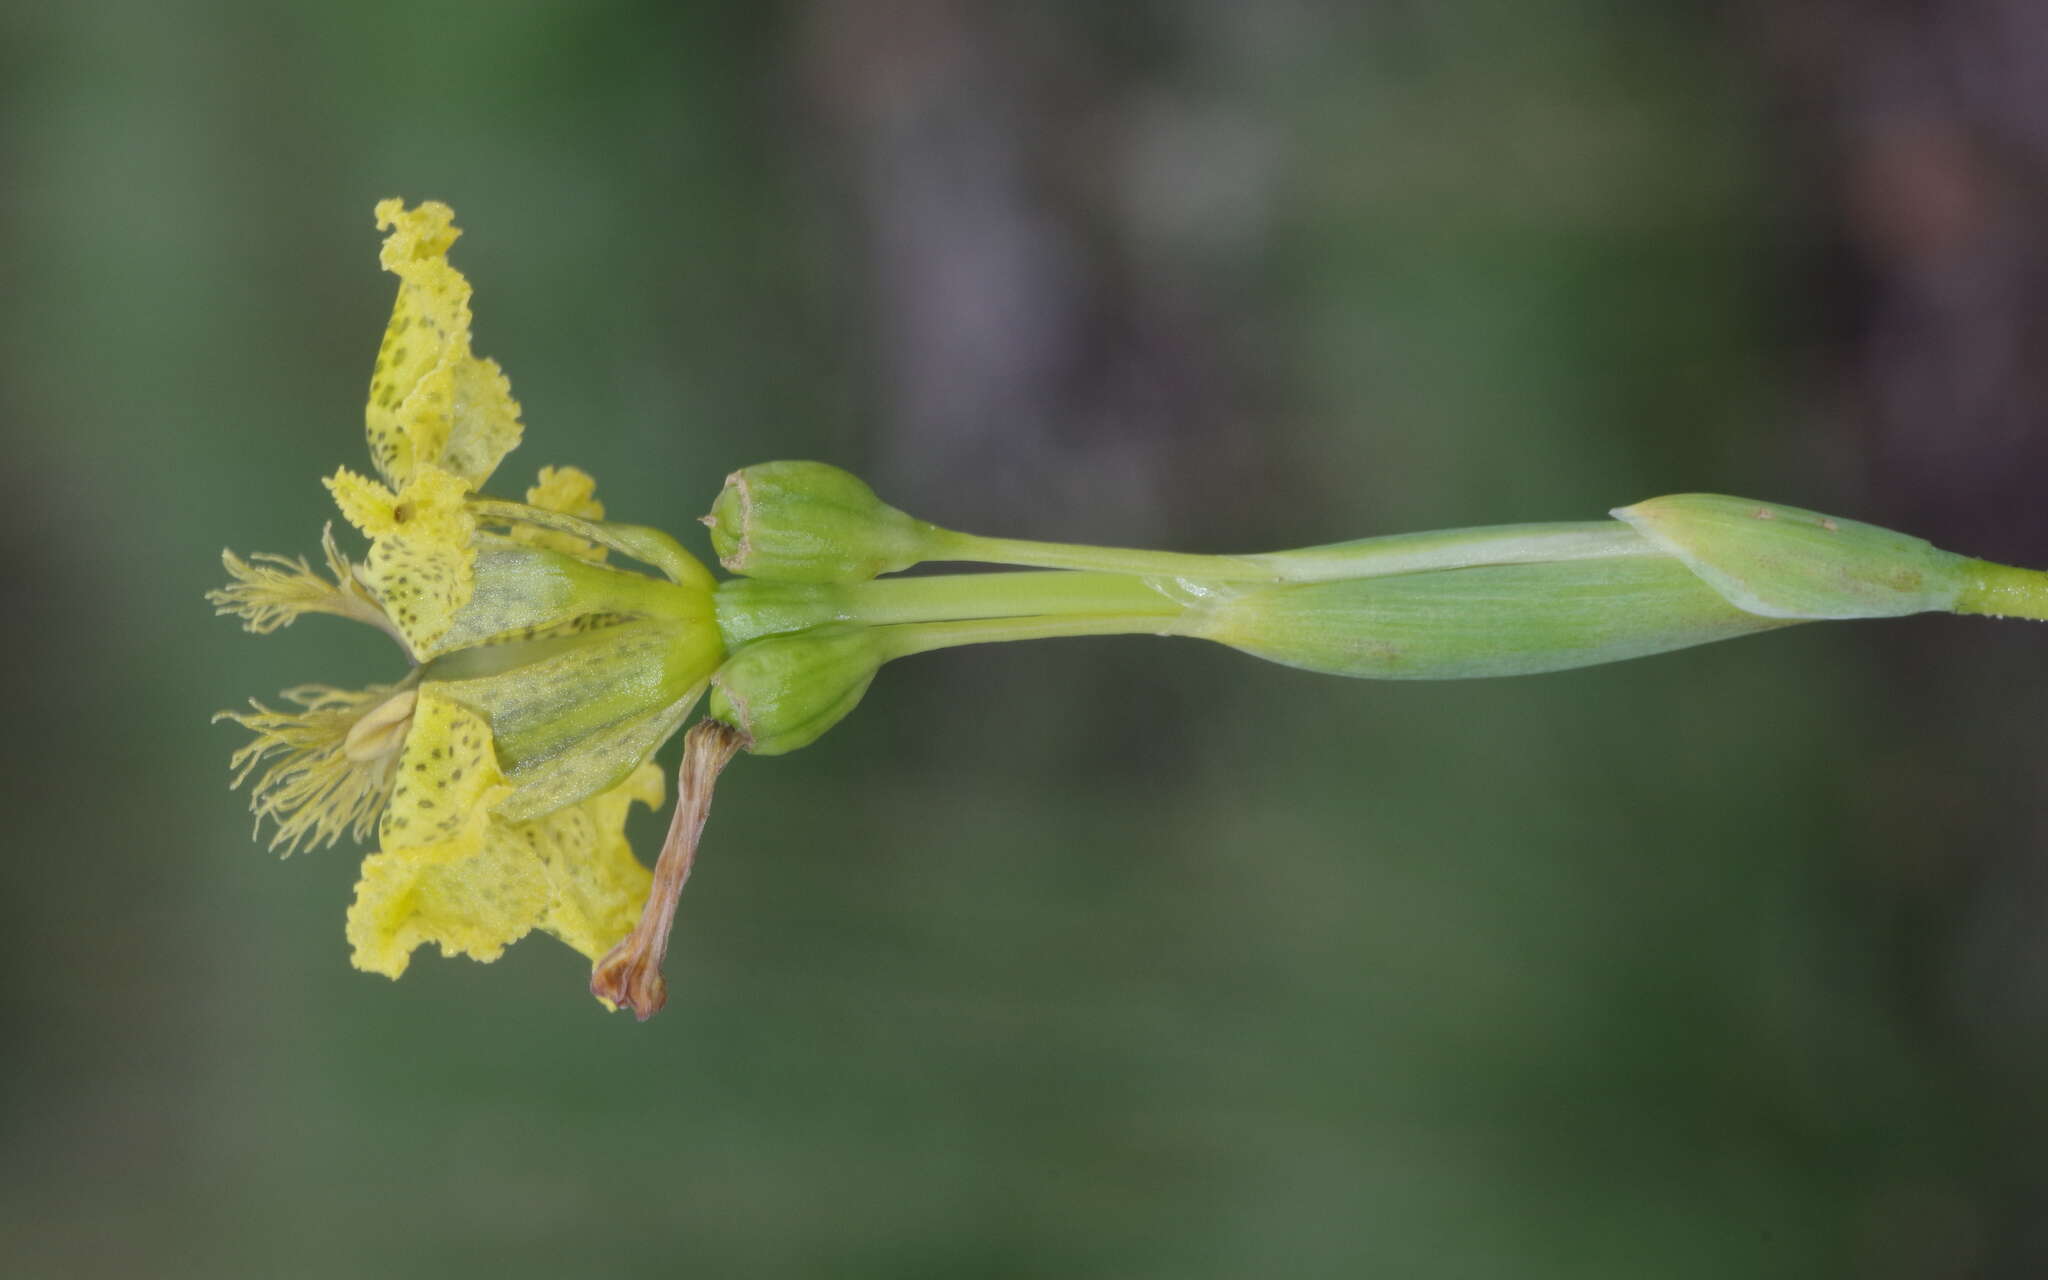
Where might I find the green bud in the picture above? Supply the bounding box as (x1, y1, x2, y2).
(704, 461, 936, 583)
(708, 624, 885, 755)
(1612, 494, 1968, 619)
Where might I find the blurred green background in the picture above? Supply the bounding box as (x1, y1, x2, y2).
(8, 1, 2048, 1276)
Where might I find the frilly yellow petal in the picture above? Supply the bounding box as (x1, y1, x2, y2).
(529, 760, 663, 962)
(441, 356, 522, 483)
(325, 466, 478, 657)
(377, 690, 505, 855)
(324, 468, 401, 537)
(528, 466, 603, 519)
(346, 690, 526, 977)
(511, 465, 609, 562)
(374, 197, 460, 266)
(345, 689, 664, 979)
(365, 199, 523, 489)
(347, 831, 550, 977)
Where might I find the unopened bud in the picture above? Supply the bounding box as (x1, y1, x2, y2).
(708, 624, 886, 755)
(704, 461, 935, 583)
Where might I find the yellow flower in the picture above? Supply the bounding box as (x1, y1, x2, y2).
(212, 200, 724, 1004)
(344, 689, 665, 976)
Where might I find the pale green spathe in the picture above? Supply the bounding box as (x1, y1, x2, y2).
(1612, 494, 1967, 619)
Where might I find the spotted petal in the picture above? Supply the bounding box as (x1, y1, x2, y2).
(364, 199, 523, 489)
(346, 689, 662, 983)
(325, 465, 478, 658)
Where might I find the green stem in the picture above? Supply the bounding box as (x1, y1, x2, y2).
(874, 613, 1183, 661)
(925, 527, 1276, 581)
(1955, 559, 2048, 621)
(840, 570, 1188, 626)
(924, 521, 1654, 584)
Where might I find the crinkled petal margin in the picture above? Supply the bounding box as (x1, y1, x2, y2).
(346, 689, 661, 983)
(365, 199, 523, 489)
